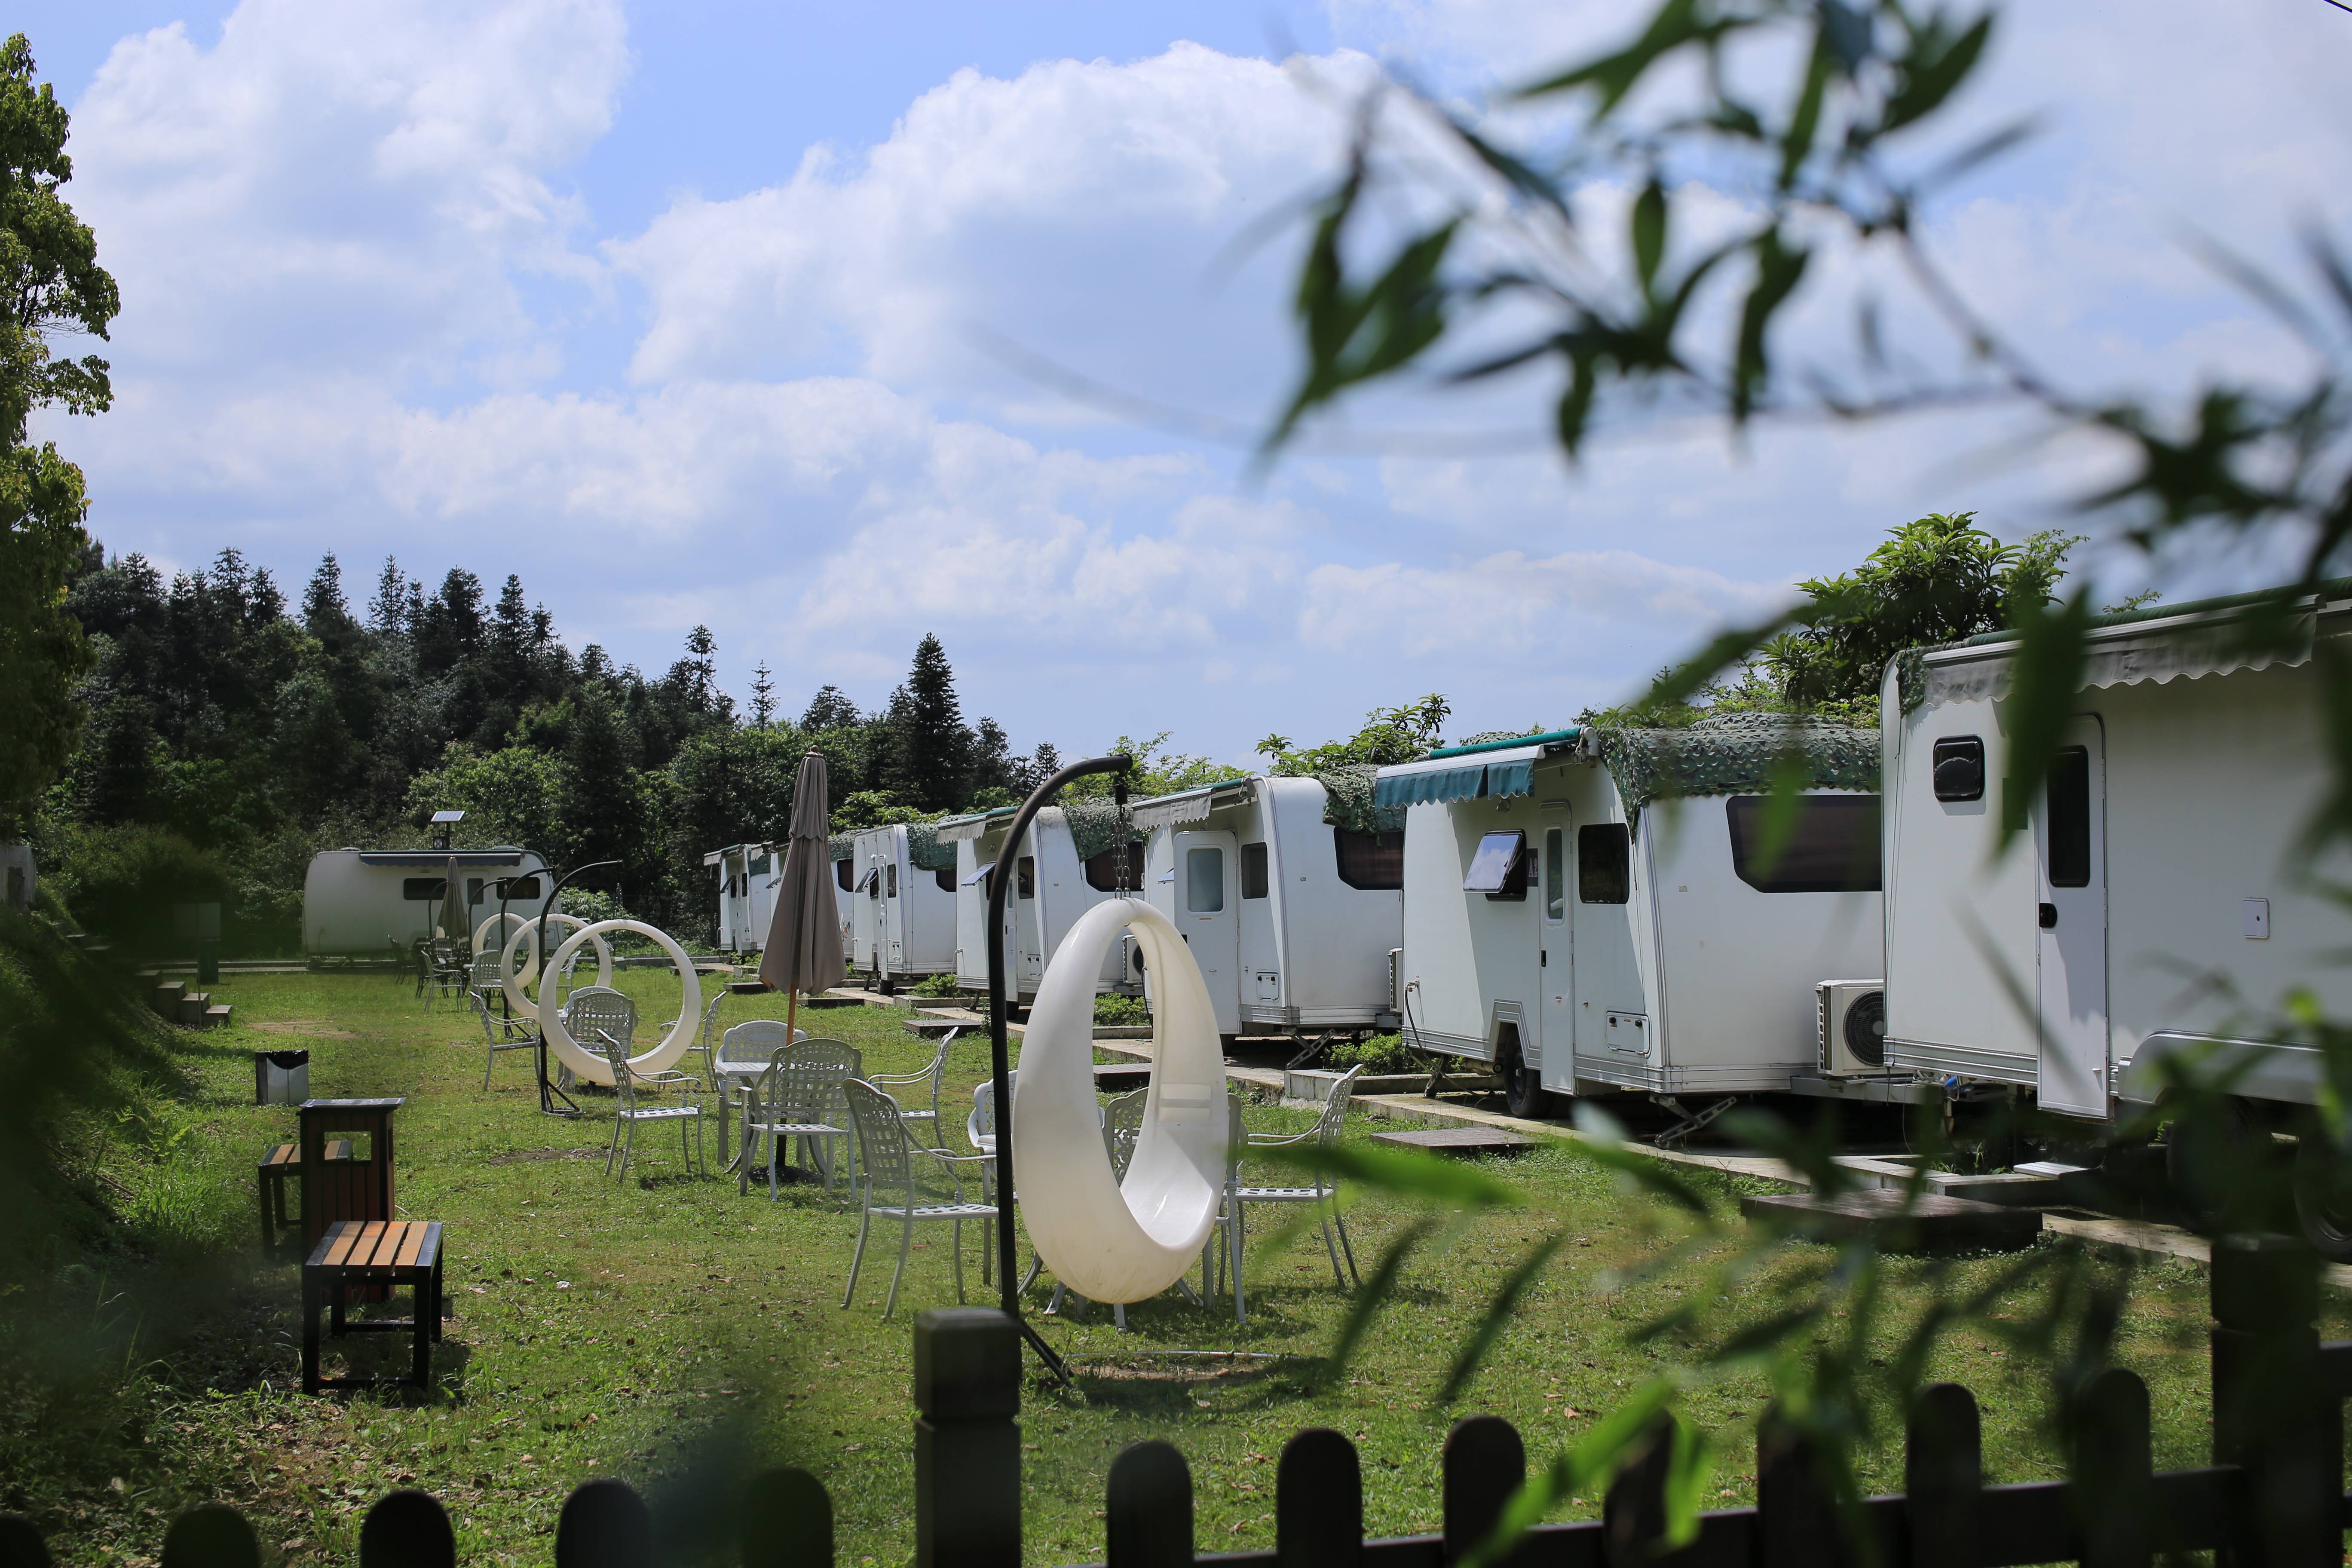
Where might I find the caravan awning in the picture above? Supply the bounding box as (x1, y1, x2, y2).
(357, 851, 527, 867)
(1373, 744, 1549, 809)
(1129, 778, 1254, 831)
(937, 810, 1013, 844)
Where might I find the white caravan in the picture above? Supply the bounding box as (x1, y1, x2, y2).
(304, 847, 554, 959)
(830, 838, 855, 961)
(1883, 586, 2352, 1153)
(844, 823, 957, 987)
(1135, 772, 1404, 1043)
(940, 803, 1146, 1003)
(703, 842, 785, 954)
(1376, 721, 1884, 1124)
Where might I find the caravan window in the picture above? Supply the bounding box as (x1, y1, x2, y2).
(2046, 748, 2091, 887)
(1725, 796, 1882, 893)
(465, 878, 485, 905)
(1544, 829, 1566, 921)
(885, 864, 898, 899)
(1017, 856, 1035, 900)
(502, 875, 542, 901)
(934, 866, 956, 894)
(1085, 844, 1146, 893)
(1334, 829, 1404, 891)
(1464, 831, 1528, 899)
(402, 878, 445, 901)
(1240, 842, 1270, 899)
(1578, 826, 1629, 903)
(836, 859, 854, 892)
(1933, 736, 1986, 802)
(1185, 847, 1225, 913)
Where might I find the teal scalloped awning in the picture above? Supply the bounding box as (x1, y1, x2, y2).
(1373, 746, 1545, 809)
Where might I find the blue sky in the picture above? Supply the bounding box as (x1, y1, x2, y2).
(21, 1, 2352, 768)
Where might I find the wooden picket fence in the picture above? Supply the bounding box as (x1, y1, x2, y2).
(3, 1234, 2347, 1568)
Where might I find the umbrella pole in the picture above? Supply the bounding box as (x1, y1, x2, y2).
(985, 753, 1133, 1389)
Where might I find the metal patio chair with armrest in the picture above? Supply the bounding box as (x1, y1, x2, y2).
(1211, 1065, 1365, 1324)
(714, 1019, 801, 1158)
(560, 986, 636, 1095)
(411, 942, 435, 1005)
(463, 967, 540, 1090)
(965, 1075, 1020, 1287)
(1044, 1087, 1158, 1330)
(598, 1027, 705, 1181)
(430, 938, 469, 999)
(867, 1029, 956, 1141)
(668, 989, 726, 1084)
(840, 1078, 998, 1318)
(739, 1039, 860, 1199)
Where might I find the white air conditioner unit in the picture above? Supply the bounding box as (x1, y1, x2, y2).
(1817, 979, 1887, 1075)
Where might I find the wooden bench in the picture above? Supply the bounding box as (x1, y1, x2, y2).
(301, 1219, 445, 1394)
(257, 1139, 352, 1250)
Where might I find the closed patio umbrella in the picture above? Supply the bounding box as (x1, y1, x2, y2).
(438, 857, 466, 941)
(759, 751, 848, 1041)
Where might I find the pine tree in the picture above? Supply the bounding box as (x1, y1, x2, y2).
(749, 661, 777, 728)
(800, 685, 859, 732)
(887, 634, 972, 812)
(369, 556, 410, 637)
(302, 553, 352, 637)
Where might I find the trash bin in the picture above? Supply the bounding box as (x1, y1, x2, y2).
(254, 1049, 310, 1106)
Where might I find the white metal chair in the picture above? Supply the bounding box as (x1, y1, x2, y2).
(1211, 1065, 1364, 1323)
(463, 976, 539, 1090)
(669, 989, 726, 1082)
(840, 1078, 998, 1318)
(1044, 1087, 1154, 1330)
(597, 1027, 705, 1180)
(869, 1029, 956, 1140)
(739, 1039, 860, 1198)
(715, 1019, 802, 1158)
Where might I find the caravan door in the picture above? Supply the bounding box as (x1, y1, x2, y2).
(1174, 830, 1240, 1035)
(1537, 813, 1576, 1091)
(2035, 717, 2109, 1117)
(1014, 854, 1043, 994)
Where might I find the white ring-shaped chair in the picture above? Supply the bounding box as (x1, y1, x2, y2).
(474, 910, 531, 957)
(537, 919, 702, 1088)
(499, 913, 613, 1016)
(1012, 899, 1227, 1304)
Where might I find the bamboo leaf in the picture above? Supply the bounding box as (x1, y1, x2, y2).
(1995, 588, 2091, 849)
(1633, 178, 1668, 298)
(1266, 1139, 1522, 1208)
(1882, 13, 1993, 134)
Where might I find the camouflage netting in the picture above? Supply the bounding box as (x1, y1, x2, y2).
(1588, 713, 1880, 818)
(829, 833, 852, 862)
(1062, 798, 1145, 862)
(1317, 763, 1405, 834)
(906, 823, 956, 872)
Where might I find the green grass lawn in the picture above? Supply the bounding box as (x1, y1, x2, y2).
(0, 965, 2303, 1566)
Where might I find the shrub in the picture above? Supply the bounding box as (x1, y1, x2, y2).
(1093, 993, 1149, 1027)
(1324, 1031, 1423, 1074)
(43, 823, 231, 957)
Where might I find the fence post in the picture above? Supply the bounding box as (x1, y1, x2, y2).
(913, 1306, 1020, 1568)
(1277, 1429, 1362, 1568)
(1107, 1442, 1194, 1568)
(1444, 1415, 1525, 1564)
(0, 1513, 51, 1568)
(1757, 1409, 1843, 1568)
(741, 1467, 833, 1568)
(1903, 1383, 1981, 1568)
(1601, 1416, 1671, 1568)
(359, 1489, 455, 1568)
(2211, 1233, 2337, 1568)
(2071, 1368, 2152, 1568)
(554, 1479, 653, 1568)
(159, 1503, 258, 1568)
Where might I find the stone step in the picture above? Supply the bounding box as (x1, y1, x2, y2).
(153, 980, 187, 1016)
(175, 991, 211, 1027)
(201, 1003, 234, 1029)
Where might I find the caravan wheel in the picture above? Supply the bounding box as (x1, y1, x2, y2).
(1498, 1032, 1553, 1120)
(2294, 1126, 2352, 1263)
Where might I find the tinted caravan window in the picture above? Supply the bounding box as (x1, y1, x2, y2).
(402, 878, 445, 901)
(2046, 747, 2091, 887)
(1333, 829, 1404, 891)
(503, 875, 542, 901)
(1016, 856, 1035, 900)
(1725, 795, 1882, 893)
(1578, 825, 1629, 903)
(1085, 844, 1146, 893)
(1240, 842, 1270, 899)
(934, 866, 956, 894)
(836, 859, 854, 892)
(1185, 847, 1225, 912)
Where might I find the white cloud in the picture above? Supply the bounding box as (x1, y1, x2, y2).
(607, 43, 1374, 408)
(68, 0, 628, 385)
(1300, 548, 1792, 658)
